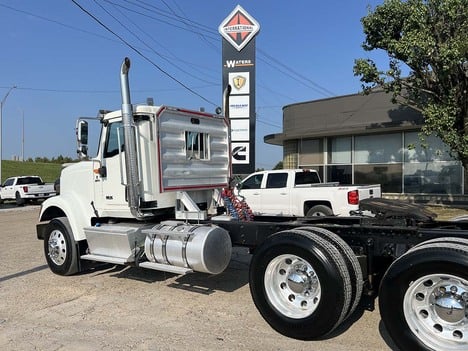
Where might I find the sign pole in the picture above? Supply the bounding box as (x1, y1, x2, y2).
(219, 5, 260, 176)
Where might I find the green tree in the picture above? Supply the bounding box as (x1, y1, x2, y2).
(273, 161, 283, 170)
(354, 0, 468, 167)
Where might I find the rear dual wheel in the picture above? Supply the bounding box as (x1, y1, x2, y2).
(379, 240, 468, 351)
(249, 228, 361, 340)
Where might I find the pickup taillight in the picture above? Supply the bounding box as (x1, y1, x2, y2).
(347, 190, 359, 205)
(23, 186, 29, 193)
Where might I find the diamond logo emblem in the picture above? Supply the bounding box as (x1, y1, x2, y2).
(219, 5, 260, 51)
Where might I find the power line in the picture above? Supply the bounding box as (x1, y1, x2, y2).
(258, 48, 336, 97)
(95, 0, 218, 86)
(159, 0, 219, 52)
(2, 1, 336, 103)
(100, 0, 336, 98)
(0, 84, 216, 94)
(71, 0, 218, 107)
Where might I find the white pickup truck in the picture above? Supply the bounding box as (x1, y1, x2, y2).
(0, 176, 56, 206)
(236, 169, 381, 217)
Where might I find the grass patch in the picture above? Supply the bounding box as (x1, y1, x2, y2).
(1, 160, 63, 184)
(426, 206, 468, 221)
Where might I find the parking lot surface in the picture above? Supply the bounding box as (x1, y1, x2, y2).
(0, 206, 395, 350)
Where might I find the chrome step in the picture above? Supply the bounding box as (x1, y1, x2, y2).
(138, 261, 193, 275)
(81, 254, 129, 265)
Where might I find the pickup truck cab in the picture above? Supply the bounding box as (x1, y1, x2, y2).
(237, 169, 381, 217)
(0, 176, 56, 206)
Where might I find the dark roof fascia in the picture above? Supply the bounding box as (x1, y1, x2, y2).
(282, 88, 385, 111)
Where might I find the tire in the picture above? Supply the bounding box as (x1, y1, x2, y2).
(249, 229, 352, 340)
(408, 237, 468, 252)
(306, 205, 333, 217)
(15, 192, 25, 206)
(379, 242, 468, 351)
(297, 226, 363, 320)
(43, 217, 80, 276)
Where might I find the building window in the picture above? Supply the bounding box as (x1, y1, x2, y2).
(355, 164, 403, 193)
(355, 133, 402, 163)
(327, 137, 352, 184)
(327, 165, 352, 184)
(404, 132, 454, 162)
(328, 136, 351, 164)
(403, 132, 462, 194)
(293, 131, 463, 194)
(299, 139, 323, 165)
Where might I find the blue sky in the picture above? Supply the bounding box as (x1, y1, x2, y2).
(0, 0, 386, 169)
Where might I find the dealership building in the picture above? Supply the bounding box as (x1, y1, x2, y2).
(264, 89, 465, 198)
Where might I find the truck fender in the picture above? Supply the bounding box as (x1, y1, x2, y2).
(38, 192, 94, 242)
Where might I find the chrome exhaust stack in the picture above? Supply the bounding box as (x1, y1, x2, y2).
(120, 57, 145, 219)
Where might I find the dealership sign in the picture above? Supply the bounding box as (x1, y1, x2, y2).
(218, 5, 260, 51)
(220, 6, 259, 174)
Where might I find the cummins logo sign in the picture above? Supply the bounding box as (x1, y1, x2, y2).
(218, 5, 260, 51)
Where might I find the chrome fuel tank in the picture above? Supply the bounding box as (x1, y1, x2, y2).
(144, 221, 232, 274)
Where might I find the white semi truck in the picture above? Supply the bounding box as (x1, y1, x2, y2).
(36, 58, 468, 351)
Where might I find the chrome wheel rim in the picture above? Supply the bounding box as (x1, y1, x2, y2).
(264, 254, 321, 319)
(404, 273, 468, 350)
(48, 229, 67, 266)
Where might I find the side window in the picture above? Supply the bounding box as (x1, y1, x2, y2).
(3, 178, 14, 187)
(266, 173, 288, 188)
(241, 174, 263, 190)
(104, 122, 124, 158)
(186, 131, 209, 160)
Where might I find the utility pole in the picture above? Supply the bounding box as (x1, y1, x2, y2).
(0, 86, 17, 183)
(19, 108, 24, 162)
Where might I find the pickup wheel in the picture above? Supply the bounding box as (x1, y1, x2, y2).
(379, 242, 468, 351)
(15, 192, 25, 206)
(249, 229, 352, 340)
(44, 217, 80, 276)
(306, 205, 333, 217)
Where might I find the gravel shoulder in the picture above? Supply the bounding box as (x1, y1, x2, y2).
(0, 207, 394, 351)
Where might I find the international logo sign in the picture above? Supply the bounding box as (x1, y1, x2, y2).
(219, 5, 260, 51)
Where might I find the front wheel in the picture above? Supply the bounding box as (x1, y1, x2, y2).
(43, 217, 80, 276)
(249, 229, 351, 340)
(379, 242, 468, 351)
